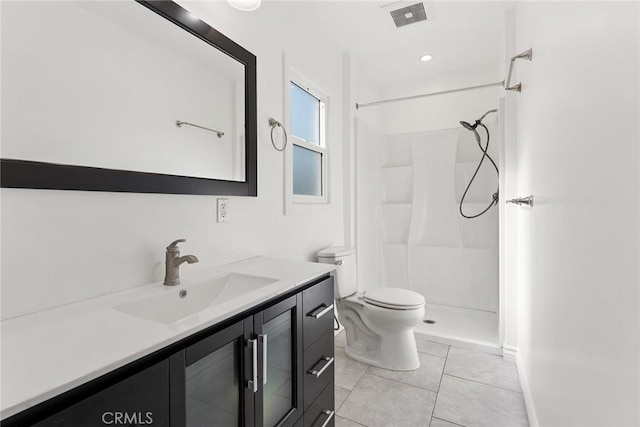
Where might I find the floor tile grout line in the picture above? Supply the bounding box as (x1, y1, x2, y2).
(353, 365, 368, 388)
(416, 347, 449, 359)
(431, 416, 466, 427)
(336, 385, 351, 412)
(428, 344, 451, 425)
(335, 347, 369, 392)
(417, 350, 449, 359)
(335, 413, 368, 427)
(365, 369, 442, 394)
(415, 336, 451, 359)
(442, 373, 523, 394)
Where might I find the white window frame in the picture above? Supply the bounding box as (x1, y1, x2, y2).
(283, 59, 330, 214)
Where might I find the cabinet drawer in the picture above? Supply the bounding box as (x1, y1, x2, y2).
(304, 381, 335, 427)
(303, 277, 334, 349)
(303, 330, 334, 410)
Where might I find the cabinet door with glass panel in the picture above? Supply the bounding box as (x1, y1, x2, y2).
(170, 317, 257, 427)
(170, 295, 304, 427)
(254, 294, 304, 427)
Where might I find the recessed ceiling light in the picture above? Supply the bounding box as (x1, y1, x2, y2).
(420, 54, 433, 62)
(227, 0, 261, 11)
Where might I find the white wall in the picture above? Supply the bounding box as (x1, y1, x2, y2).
(500, 7, 520, 359)
(353, 61, 385, 291)
(0, 1, 346, 320)
(512, 2, 639, 425)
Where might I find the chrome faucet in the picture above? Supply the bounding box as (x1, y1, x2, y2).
(164, 239, 199, 286)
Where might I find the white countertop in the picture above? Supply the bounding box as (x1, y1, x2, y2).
(0, 256, 335, 420)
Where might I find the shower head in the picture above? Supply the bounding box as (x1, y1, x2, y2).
(460, 109, 498, 131)
(459, 120, 477, 131)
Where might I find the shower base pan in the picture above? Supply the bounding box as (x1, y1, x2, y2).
(415, 303, 500, 355)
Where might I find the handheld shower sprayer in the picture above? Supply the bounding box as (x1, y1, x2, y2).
(459, 109, 499, 219)
(459, 109, 497, 132)
(459, 120, 477, 131)
(459, 109, 497, 131)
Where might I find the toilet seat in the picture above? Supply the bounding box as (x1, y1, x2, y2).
(363, 288, 425, 310)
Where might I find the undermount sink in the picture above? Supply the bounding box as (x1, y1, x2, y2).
(114, 273, 278, 324)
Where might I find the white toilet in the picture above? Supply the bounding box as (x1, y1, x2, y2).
(318, 246, 425, 371)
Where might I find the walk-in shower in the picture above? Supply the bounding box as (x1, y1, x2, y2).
(354, 49, 532, 351)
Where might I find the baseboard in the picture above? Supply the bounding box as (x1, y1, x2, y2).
(515, 351, 539, 427)
(502, 344, 518, 362)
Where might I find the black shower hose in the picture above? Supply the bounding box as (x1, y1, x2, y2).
(459, 122, 499, 219)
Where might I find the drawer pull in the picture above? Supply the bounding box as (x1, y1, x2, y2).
(247, 338, 258, 393)
(307, 303, 334, 319)
(307, 356, 334, 378)
(318, 409, 335, 427)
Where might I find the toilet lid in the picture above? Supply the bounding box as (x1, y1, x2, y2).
(363, 288, 425, 310)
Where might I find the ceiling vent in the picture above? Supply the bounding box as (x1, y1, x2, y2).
(389, 2, 428, 28)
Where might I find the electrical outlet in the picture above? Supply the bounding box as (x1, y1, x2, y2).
(217, 198, 230, 223)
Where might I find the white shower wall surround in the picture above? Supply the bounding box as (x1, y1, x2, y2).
(380, 126, 498, 313)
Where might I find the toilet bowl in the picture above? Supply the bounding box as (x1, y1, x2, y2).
(318, 246, 425, 371)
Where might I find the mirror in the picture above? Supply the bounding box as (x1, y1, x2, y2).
(1, 1, 257, 196)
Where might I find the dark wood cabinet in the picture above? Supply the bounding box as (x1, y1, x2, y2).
(5, 275, 334, 427)
(33, 360, 170, 427)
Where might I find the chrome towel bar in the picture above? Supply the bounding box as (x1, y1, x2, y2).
(175, 120, 224, 138)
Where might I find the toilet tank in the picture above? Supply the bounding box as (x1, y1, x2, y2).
(317, 246, 357, 298)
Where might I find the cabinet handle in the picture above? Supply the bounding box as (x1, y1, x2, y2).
(307, 303, 334, 319)
(258, 333, 268, 385)
(247, 338, 258, 393)
(307, 356, 334, 378)
(318, 409, 335, 427)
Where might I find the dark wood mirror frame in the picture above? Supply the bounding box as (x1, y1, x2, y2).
(0, 1, 257, 196)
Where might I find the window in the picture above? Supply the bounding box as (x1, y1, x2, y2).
(289, 81, 327, 202)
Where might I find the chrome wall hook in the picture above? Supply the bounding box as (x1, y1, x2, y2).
(506, 195, 534, 207)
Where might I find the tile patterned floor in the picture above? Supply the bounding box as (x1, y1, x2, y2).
(333, 332, 529, 427)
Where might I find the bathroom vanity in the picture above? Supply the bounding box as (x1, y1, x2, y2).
(1, 257, 336, 427)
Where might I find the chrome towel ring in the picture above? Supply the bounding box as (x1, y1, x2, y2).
(269, 118, 287, 151)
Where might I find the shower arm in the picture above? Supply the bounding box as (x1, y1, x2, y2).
(478, 109, 498, 123)
(505, 48, 533, 92)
